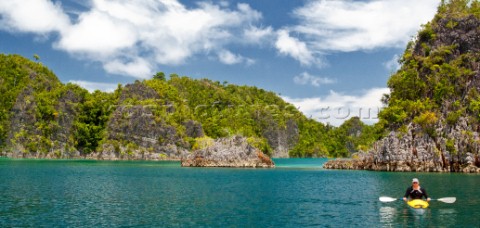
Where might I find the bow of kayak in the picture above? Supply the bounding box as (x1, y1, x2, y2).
(407, 199, 429, 209)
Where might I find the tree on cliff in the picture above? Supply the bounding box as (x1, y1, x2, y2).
(379, 0, 480, 132)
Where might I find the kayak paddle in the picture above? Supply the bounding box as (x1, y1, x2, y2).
(379, 196, 399, 202)
(379, 196, 456, 203)
(378, 196, 401, 203)
(432, 197, 456, 203)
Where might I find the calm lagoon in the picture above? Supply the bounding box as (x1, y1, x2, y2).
(0, 158, 479, 227)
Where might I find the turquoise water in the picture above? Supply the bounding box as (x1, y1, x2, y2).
(1, 158, 479, 227)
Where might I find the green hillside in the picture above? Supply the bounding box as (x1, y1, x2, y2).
(0, 54, 379, 159)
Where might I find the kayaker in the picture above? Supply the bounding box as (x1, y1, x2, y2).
(403, 178, 431, 202)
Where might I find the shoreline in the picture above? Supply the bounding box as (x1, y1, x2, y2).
(323, 158, 480, 173)
(0, 155, 181, 162)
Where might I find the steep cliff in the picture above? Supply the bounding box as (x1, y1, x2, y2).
(0, 55, 85, 158)
(0, 54, 351, 160)
(324, 0, 480, 172)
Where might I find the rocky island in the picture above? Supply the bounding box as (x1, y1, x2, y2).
(0, 45, 384, 163)
(324, 1, 480, 173)
(181, 136, 274, 167)
(1, 52, 365, 163)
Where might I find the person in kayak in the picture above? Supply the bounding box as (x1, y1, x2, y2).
(403, 178, 431, 202)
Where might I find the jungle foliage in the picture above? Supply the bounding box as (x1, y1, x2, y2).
(0, 54, 379, 157)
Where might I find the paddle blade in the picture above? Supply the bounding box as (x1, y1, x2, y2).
(379, 196, 398, 202)
(437, 197, 456, 203)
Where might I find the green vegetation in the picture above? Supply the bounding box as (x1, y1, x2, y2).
(73, 88, 119, 153)
(0, 54, 61, 151)
(379, 0, 480, 134)
(0, 54, 382, 158)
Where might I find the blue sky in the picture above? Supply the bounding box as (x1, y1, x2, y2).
(0, 0, 440, 125)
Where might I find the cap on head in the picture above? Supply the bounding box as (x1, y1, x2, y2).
(412, 178, 419, 183)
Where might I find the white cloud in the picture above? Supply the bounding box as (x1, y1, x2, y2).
(104, 58, 152, 79)
(293, 72, 335, 87)
(384, 54, 401, 73)
(69, 80, 118, 92)
(218, 49, 254, 65)
(291, 0, 439, 52)
(283, 87, 390, 126)
(0, 0, 441, 76)
(0, 0, 263, 78)
(243, 26, 274, 44)
(56, 10, 137, 56)
(0, 0, 70, 33)
(275, 29, 317, 66)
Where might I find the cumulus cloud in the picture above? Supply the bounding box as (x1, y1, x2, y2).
(69, 80, 118, 92)
(283, 87, 390, 126)
(275, 29, 318, 66)
(56, 10, 137, 56)
(293, 72, 335, 87)
(0, 0, 70, 33)
(0, 0, 441, 76)
(0, 0, 263, 78)
(291, 0, 439, 52)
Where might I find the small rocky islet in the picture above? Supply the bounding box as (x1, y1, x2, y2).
(181, 136, 274, 168)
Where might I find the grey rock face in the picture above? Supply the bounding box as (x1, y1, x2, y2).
(6, 86, 82, 158)
(119, 81, 160, 102)
(324, 119, 480, 173)
(99, 104, 189, 160)
(181, 136, 275, 168)
(184, 120, 204, 138)
(262, 118, 299, 158)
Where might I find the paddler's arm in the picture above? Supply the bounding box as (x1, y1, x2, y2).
(403, 187, 411, 201)
(423, 188, 431, 202)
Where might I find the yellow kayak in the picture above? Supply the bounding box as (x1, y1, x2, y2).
(407, 199, 429, 209)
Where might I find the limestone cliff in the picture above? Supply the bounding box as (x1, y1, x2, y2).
(324, 1, 480, 173)
(324, 118, 480, 172)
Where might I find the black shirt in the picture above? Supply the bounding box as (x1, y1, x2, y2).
(404, 186, 429, 199)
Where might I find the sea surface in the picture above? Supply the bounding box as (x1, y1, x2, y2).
(0, 158, 479, 227)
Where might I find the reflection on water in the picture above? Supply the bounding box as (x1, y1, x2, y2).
(380, 204, 463, 227)
(379, 206, 396, 225)
(438, 208, 457, 215)
(409, 208, 427, 216)
(436, 208, 458, 227)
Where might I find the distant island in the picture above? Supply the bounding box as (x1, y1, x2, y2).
(324, 0, 480, 173)
(0, 53, 380, 163)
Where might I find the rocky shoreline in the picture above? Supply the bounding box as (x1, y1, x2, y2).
(1, 136, 275, 168)
(323, 159, 480, 173)
(323, 120, 480, 173)
(323, 158, 480, 173)
(0, 151, 182, 161)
